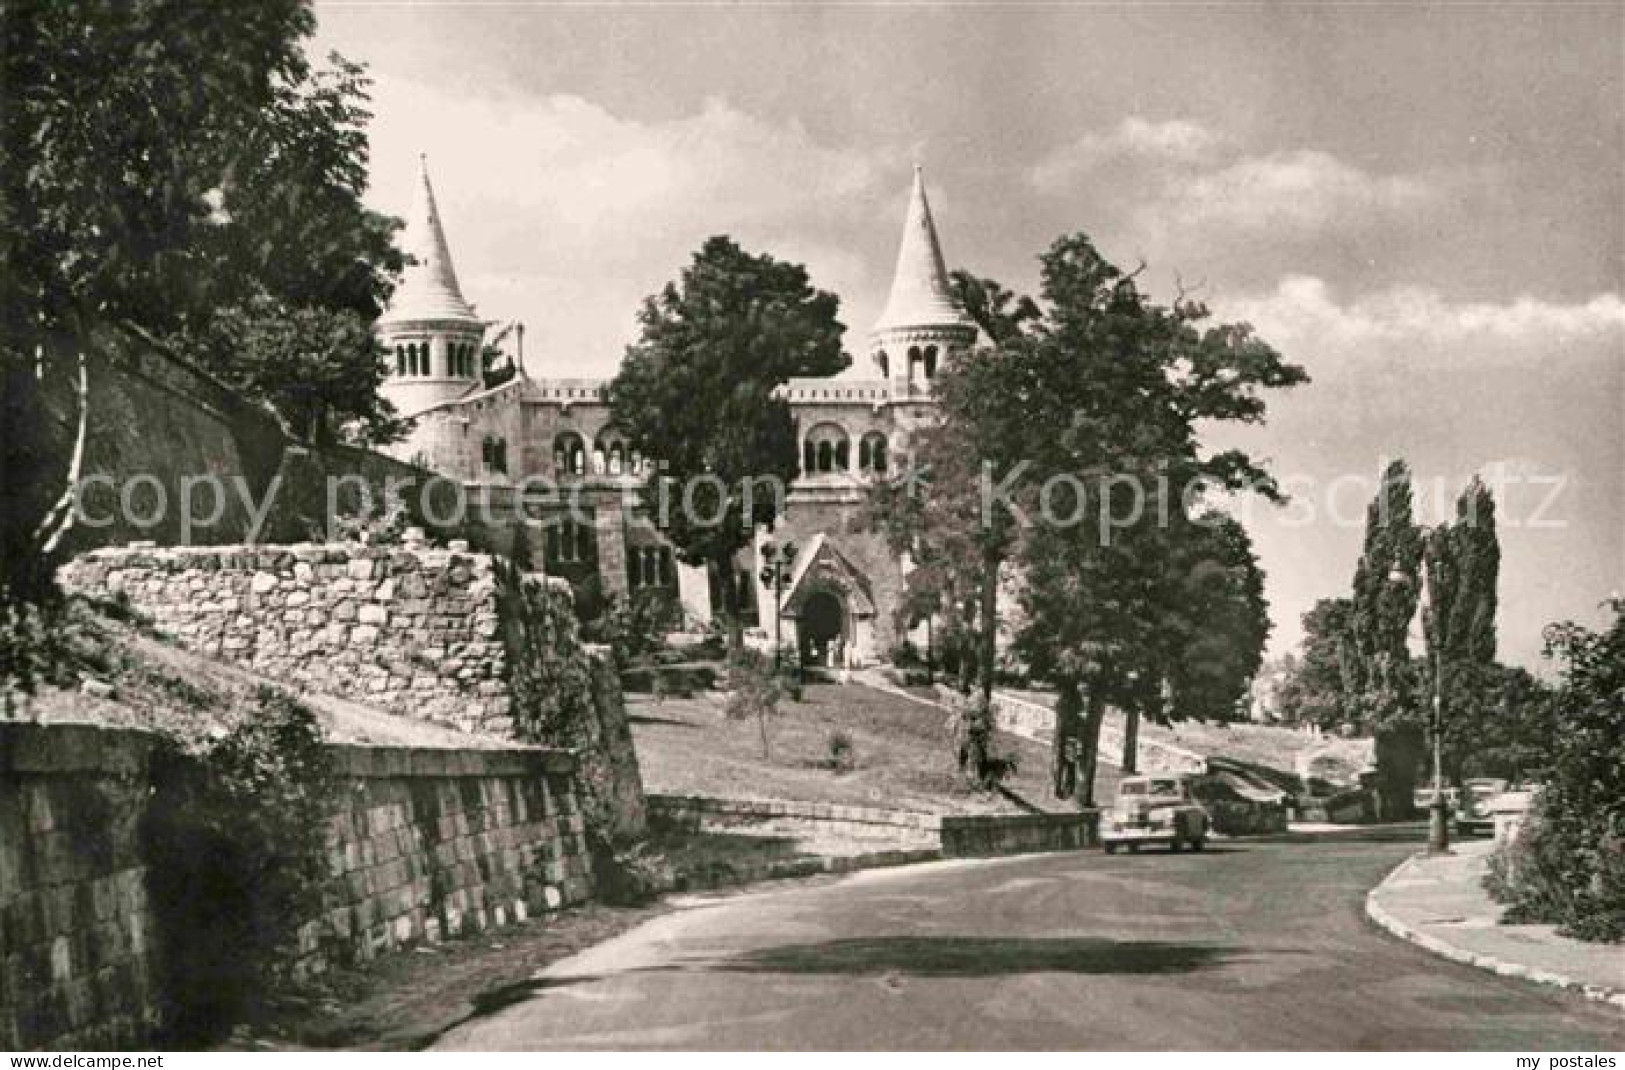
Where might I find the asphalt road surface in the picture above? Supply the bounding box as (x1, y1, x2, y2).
(435, 830, 1625, 1050)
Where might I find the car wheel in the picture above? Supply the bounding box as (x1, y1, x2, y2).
(1190, 837, 1206, 852)
(1170, 837, 1183, 852)
(1103, 842, 1117, 855)
(1127, 843, 1139, 854)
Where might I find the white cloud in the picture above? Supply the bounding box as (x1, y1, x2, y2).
(363, 76, 896, 374)
(1224, 276, 1625, 351)
(1028, 117, 1222, 191)
(1150, 150, 1436, 238)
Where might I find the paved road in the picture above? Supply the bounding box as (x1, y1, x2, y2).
(435, 830, 1625, 1050)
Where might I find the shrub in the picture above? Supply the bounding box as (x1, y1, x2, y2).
(1483, 601, 1625, 942)
(826, 729, 856, 773)
(144, 687, 337, 1044)
(725, 653, 781, 758)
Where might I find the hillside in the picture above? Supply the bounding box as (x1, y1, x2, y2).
(628, 683, 1116, 816)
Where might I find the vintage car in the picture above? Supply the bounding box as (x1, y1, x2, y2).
(1100, 775, 1210, 854)
(1454, 778, 1509, 837)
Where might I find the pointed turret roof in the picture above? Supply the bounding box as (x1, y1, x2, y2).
(872, 165, 972, 335)
(380, 155, 479, 326)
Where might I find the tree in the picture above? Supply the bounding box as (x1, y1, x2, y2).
(187, 298, 408, 446)
(1002, 235, 1306, 804)
(1344, 460, 1426, 818)
(865, 271, 1039, 785)
(3, 0, 315, 586)
(166, 52, 406, 445)
(1422, 475, 1501, 780)
(607, 237, 848, 655)
(1276, 597, 1354, 728)
(1161, 512, 1272, 725)
(1487, 601, 1625, 942)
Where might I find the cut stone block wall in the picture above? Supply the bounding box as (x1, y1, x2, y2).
(1, 724, 595, 1051)
(295, 744, 593, 977)
(0, 725, 163, 1051)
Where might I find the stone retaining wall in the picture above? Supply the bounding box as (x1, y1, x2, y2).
(1, 725, 163, 1050)
(1, 723, 596, 1051)
(61, 543, 510, 733)
(296, 744, 593, 978)
(647, 794, 1099, 857)
(60, 543, 647, 843)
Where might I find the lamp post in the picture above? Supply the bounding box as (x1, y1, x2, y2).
(1396, 536, 1451, 854)
(759, 540, 797, 672)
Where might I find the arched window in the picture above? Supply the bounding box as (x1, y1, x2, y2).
(859, 432, 888, 474)
(875, 350, 890, 378)
(553, 432, 587, 476)
(395, 346, 406, 376)
(805, 422, 850, 474)
(595, 429, 630, 476)
(907, 345, 922, 383)
(923, 345, 939, 379)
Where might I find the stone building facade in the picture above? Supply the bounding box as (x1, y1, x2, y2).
(377, 159, 976, 668)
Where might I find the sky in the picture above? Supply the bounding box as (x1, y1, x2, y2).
(311, 2, 1623, 671)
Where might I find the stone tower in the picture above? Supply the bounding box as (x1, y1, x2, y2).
(869, 165, 976, 396)
(377, 156, 486, 418)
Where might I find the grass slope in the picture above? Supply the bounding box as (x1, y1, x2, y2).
(629, 682, 1116, 815)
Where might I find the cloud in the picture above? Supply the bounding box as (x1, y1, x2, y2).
(1223, 275, 1625, 351)
(1148, 150, 1437, 239)
(1028, 117, 1223, 191)
(363, 76, 896, 373)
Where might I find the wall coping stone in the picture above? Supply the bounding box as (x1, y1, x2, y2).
(647, 792, 1099, 834)
(0, 722, 158, 775)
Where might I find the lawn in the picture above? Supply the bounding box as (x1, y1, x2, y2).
(628, 682, 1116, 815)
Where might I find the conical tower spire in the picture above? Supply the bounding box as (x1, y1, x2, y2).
(380, 154, 479, 325)
(872, 164, 972, 335)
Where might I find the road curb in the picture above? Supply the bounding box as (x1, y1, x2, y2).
(1364, 853, 1625, 1016)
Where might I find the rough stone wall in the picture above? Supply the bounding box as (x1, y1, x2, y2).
(1, 725, 163, 1051)
(296, 744, 592, 977)
(61, 543, 511, 733)
(60, 542, 649, 842)
(1, 724, 595, 1051)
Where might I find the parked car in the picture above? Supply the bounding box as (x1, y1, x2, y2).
(1412, 785, 1460, 813)
(1101, 775, 1210, 854)
(1454, 778, 1509, 837)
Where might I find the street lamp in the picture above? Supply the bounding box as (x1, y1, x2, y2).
(759, 540, 797, 672)
(1394, 538, 1451, 854)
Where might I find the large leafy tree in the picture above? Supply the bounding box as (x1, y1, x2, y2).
(1002, 235, 1305, 804)
(2, 0, 317, 602)
(2, 1, 404, 702)
(608, 237, 848, 654)
(1161, 512, 1272, 725)
(1276, 597, 1354, 728)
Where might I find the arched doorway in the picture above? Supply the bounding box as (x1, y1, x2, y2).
(799, 589, 846, 668)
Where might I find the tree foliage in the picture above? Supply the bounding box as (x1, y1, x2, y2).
(1, 0, 402, 632)
(607, 236, 848, 653)
(1343, 460, 1426, 817)
(1487, 601, 1625, 942)
(921, 235, 1306, 804)
(1275, 597, 1353, 728)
